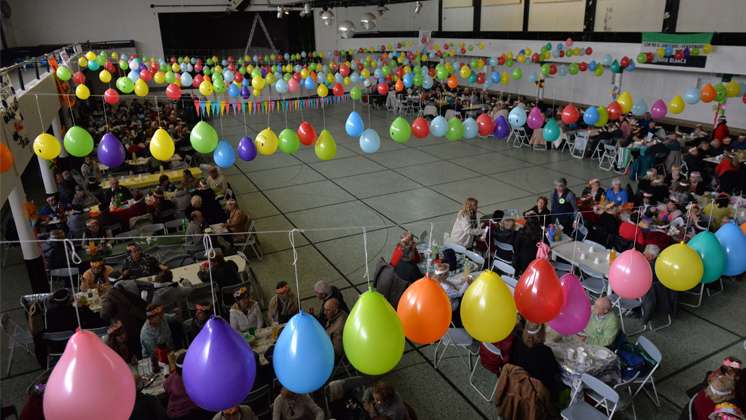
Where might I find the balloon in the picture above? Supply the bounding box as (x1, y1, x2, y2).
(180, 72, 193, 87)
(515, 259, 564, 323)
(56, 65, 72, 81)
(561, 104, 580, 125)
(594, 106, 608, 127)
(725, 79, 741, 97)
(190, 121, 219, 153)
(447, 75, 458, 89)
(297, 121, 317, 146)
(237, 136, 257, 161)
(508, 106, 527, 128)
(527, 106, 544, 130)
(377, 82, 389, 95)
(430, 116, 447, 137)
(315, 129, 337, 160)
(274, 79, 288, 94)
(74, 83, 90, 100)
(389, 117, 411, 144)
(494, 115, 510, 139)
(150, 128, 175, 161)
(359, 128, 381, 153)
(350, 86, 362, 100)
(33, 133, 62, 160)
(343, 290, 404, 375)
(345, 111, 364, 137)
(165, 83, 182, 100)
(213, 139, 236, 168)
(650, 99, 667, 119)
(655, 243, 704, 291)
(543, 118, 560, 142)
(133, 79, 149, 97)
(608, 250, 652, 299)
(715, 223, 746, 276)
(273, 312, 334, 393)
(476, 113, 495, 136)
(115, 76, 134, 93)
(460, 271, 516, 342)
(583, 107, 599, 126)
(684, 87, 700, 105)
(278, 128, 301, 155)
(183, 318, 255, 411)
(43, 330, 135, 420)
(463, 117, 478, 139)
(616, 91, 633, 114)
(63, 126, 94, 157)
(668, 95, 685, 115)
(606, 101, 622, 121)
(700, 83, 716, 103)
(411, 116, 430, 139)
(71, 71, 85, 85)
(97, 133, 126, 168)
(688, 231, 726, 284)
(0, 144, 12, 172)
(632, 99, 648, 116)
(547, 274, 591, 336)
(446, 117, 464, 141)
(198, 80, 213, 96)
(316, 84, 328, 97)
(255, 128, 279, 156)
(397, 276, 452, 344)
(715, 83, 728, 103)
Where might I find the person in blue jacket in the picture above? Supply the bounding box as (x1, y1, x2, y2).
(605, 178, 629, 206)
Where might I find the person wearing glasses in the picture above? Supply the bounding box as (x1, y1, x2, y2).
(212, 405, 258, 420)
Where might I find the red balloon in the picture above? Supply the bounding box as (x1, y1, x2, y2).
(72, 71, 86, 85)
(377, 82, 389, 96)
(742, 93, 746, 104)
(411, 117, 429, 139)
(476, 113, 495, 136)
(105, 62, 116, 73)
(139, 69, 153, 81)
(559, 50, 565, 58)
(192, 74, 203, 89)
(165, 83, 181, 100)
(332, 83, 344, 96)
(549, 64, 557, 75)
(561, 104, 580, 125)
(297, 121, 317, 146)
(339, 64, 350, 77)
(104, 88, 119, 105)
(646, 52, 654, 63)
(515, 259, 564, 323)
(531, 53, 540, 63)
(620, 56, 630, 68)
(585, 47, 593, 55)
(498, 56, 506, 65)
(607, 101, 622, 120)
(578, 62, 588, 72)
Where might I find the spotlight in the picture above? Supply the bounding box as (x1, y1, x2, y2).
(360, 12, 376, 30)
(300, 3, 311, 17)
(320, 8, 334, 26)
(414, 1, 422, 14)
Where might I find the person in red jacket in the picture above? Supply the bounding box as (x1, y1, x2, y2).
(713, 116, 730, 141)
(389, 231, 421, 268)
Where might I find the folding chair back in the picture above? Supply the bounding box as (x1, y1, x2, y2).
(492, 259, 516, 277)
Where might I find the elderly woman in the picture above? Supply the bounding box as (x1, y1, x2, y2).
(509, 322, 562, 397)
(450, 197, 483, 248)
(229, 287, 263, 333)
(224, 199, 250, 243)
(206, 165, 229, 196)
(581, 178, 606, 203)
(550, 178, 578, 234)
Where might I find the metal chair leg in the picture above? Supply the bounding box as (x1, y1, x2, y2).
(468, 359, 497, 402)
(681, 283, 705, 308)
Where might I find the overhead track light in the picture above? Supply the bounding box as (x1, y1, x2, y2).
(414, 1, 422, 14)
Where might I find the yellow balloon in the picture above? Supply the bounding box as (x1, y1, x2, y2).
(300, 69, 309, 79)
(149, 128, 175, 161)
(252, 88, 261, 97)
(655, 243, 704, 291)
(74, 84, 90, 100)
(171, 63, 180, 72)
(199, 80, 214, 96)
(251, 76, 265, 91)
(255, 128, 279, 155)
(343, 76, 351, 86)
(725, 80, 741, 97)
(459, 65, 471, 79)
(134, 79, 149, 97)
(266, 72, 276, 84)
(517, 55, 526, 64)
(500, 72, 510, 86)
(317, 84, 329, 98)
(153, 71, 166, 84)
(85, 51, 96, 61)
(33, 133, 62, 160)
(617, 91, 633, 114)
(111, 52, 119, 60)
(361, 69, 370, 78)
(657, 47, 666, 58)
(99, 69, 112, 83)
(460, 271, 516, 342)
(326, 73, 334, 84)
(315, 129, 336, 160)
(703, 43, 713, 54)
(669, 95, 685, 114)
(78, 57, 88, 68)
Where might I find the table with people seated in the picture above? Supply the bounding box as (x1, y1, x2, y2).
(551, 240, 612, 278)
(545, 332, 621, 386)
(243, 324, 284, 366)
(100, 167, 202, 190)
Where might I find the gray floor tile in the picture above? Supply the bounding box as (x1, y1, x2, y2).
(293, 142, 357, 163)
(234, 152, 300, 173)
(310, 156, 386, 179)
(450, 152, 534, 175)
(542, 158, 619, 182)
(395, 161, 481, 186)
(315, 227, 403, 282)
(364, 188, 460, 224)
(366, 148, 441, 169)
(494, 166, 584, 194)
(420, 142, 489, 159)
(234, 191, 280, 219)
(334, 170, 422, 199)
(263, 180, 355, 213)
(285, 201, 390, 243)
(247, 164, 324, 190)
(434, 177, 533, 206)
(253, 214, 308, 254)
(680, 278, 746, 336)
(224, 174, 258, 194)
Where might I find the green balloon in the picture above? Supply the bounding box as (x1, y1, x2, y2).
(63, 126, 94, 157)
(251, 68, 261, 78)
(342, 290, 404, 375)
(446, 117, 464, 141)
(688, 231, 726, 284)
(436, 67, 448, 81)
(115, 77, 134, 93)
(389, 117, 411, 144)
(511, 68, 522, 80)
(636, 52, 647, 64)
(568, 63, 579, 75)
(278, 128, 300, 155)
(213, 79, 226, 94)
(56, 65, 72, 81)
(350, 86, 362, 101)
(190, 121, 218, 153)
(165, 71, 176, 84)
(505, 59, 513, 68)
(204, 67, 212, 76)
(715, 83, 727, 103)
(119, 60, 128, 71)
(413, 73, 423, 87)
(541, 64, 551, 76)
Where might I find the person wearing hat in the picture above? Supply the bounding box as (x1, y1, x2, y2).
(710, 402, 744, 420)
(694, 374, 737, 420)
(493, 209, 518, 262)
(582, 179, 605, 203)
(151, 188, 175, 223)
(206, 165, 229, 197)
(81, 257, 114, 294)
(212, 405, 259, 420)
(66, 205, 88, 239)
(183, 302, 212, 345)
(229, 287, 264, 334)
(309, 280, 349, 325)
(197, 248, 241, 288)
(605, 178, 629, 207)
(550, 178, 578, 234)
(38, 194, 67, 220)
(389, 231, 421, 269)
(81, 219, 112, 255)
(509, 322, 562, 397)
(105, 320, 136, 364)
(140, 304, 174, 358)
(268, 281, 299, 325)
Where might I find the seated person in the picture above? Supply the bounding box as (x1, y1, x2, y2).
(581, 178, 605, 203)
(81, 219, 112, 255)
(268, 281, 299, 324)
(206, 165, 229, 196)
(165, 353, 208, 420)
(183, 302, 211, 345)
(195, 180, 226, 225)
(42, 229, 69, 270)
(181, 169, 198, 192)
(171, 184, 191, 219)
(151, 270, 192, 316)
(140, 304, 174, 358)
(272, 388, 324, 420)
(323, 297, 347, 360)
(105, 320, 136, 364)
(81, 257, 114, 294)
(229, 287, 264, 333)
(703, 193, 733, 230)
(212, 405, 259, 420)
(693, 374, 736, 420)
(102, 178, 132, 209)
(150, 189, 175, 223)
(524, 196, 551, 227)
(185, 210, 206, 249)
(362, 381, 411, 420)
(509, 322, 562, 396)
(310, 280, 349, 325)
(157, 174, 175, 192)
(580, 296, 620, 347)
(197, 249, 241, 288)
(223, 199, 249, 243)
(121, 243, 167, 279)
(389, 231, 421, 268)
(513, 218, 542, 274)
(66, 205, 87, 238)
(605, 178, 629, 206)
(45, 288, 105, 333)
(71, 184, 99, 208)
(38, 194, 67, 220)
(493, 211, 518, 262)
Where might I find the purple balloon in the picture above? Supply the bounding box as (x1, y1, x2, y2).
(97, 133, 126, 167)
(526, 106, 545, 130)
(237, 136, 257, 161)
(183, 318, 256, 412)
(548, 273, 591, 335)
(494, 115, 510, 139)
(650, 99, 668, 120)
(240, 86, 251, 99)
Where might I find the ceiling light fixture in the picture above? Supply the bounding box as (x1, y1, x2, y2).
(320, 8, 334, 26)
(414, 1, 422, 14)
(300, 3, 311, 17)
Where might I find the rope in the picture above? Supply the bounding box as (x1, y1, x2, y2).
(633, 205, 643, 250)
(201, 234, 218, 317)
(362, 227, 370, 291)
(102, 96, 109, 131)
(62, 239, 83, 328)
(426, 222, 434, 275)
(706, 197, 715, 231)
(288, 228, 302, 310)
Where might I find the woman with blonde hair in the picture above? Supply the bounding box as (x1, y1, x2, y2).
(450, 197, 483, 248)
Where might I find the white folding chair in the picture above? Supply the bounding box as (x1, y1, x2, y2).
(562, 373, 619, 420)
(509, 127, 530, 148)
(491, 259, 516, 277)
(236, 220, 263, 261)
(571, 131, 589, 159)
(610, 293, 648, 336)
(493, 241, 514, 264)
(579, 267, 607, 296)
(590, 141, 605, 161)
(441, 243, 467, 254)
(464, 250, 485, 268)
(469, 343, 503, 401)
(139, 223, 167, 236)
(501, 275, 518, 290)
(632, 336, 662, 407)
(433, 326, 476, 370)
(599, 144, 618, 171)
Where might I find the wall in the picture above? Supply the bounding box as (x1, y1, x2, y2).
(677, 0, 746, 32)
(594, 0, 666, 32)
(529, 0, 585, 32)
(481, 1, 523, 31)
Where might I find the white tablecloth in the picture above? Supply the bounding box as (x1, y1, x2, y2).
(546, 334, 620, 386)
(551, 241, 611, 277)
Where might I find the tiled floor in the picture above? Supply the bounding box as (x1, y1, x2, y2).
(2, 103, 744, 419)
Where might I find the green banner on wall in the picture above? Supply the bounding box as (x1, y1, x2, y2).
(642, 32, 713, 44)
(640, 32, 713, 68)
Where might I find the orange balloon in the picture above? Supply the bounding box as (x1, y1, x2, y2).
(395, 79, 404, 92)
(700, 83, 716, 103)
(0, 143, 13, 173)
(396, 275, 452, 344)
(741, 222, 746, 235)
(447, 75, 458, 89)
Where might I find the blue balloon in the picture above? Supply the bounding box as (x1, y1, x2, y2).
(508, 106, 527, 128)
(463, 117, 478, 139)
(631, 99, 648, 116)
(273, 312, 334, 394)
(583, 107, 600, 125)
(223, 70, 234, 83)
(403, 73, 414, 88)
(180, 72, 193, 87)
(359, 128, 381, 153)
(275, 79, 289, 94)
(351, 72, 361, 83)
(558, 65, 568, 76)
(128, 69, 140, 82)
(625, 61, 636, 72)
(422, 75, 433, 90)
(180, 63, 188, 73)
(374, 68, 383, 78)
(303, 76, 316, 90)
(489, 57, 497, 66)
(715, 222, 746, 276)
(602, 54, 613, 66)
(665, 45, 674, 56)
(589, 61, 597, 71)
(491, 72, 500, 84)
(87, 60, 100, 71)
(227, 84, 240, 97)
(683, 87, 700, 105)
(430, 116, 447, 137)
(528, 72, 538, 83)
(335, 72, 344, 83)
(345, 111, 364, 137)
(213, 140, 236, 168)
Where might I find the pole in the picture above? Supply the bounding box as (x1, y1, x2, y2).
(8, 186, 48, 293)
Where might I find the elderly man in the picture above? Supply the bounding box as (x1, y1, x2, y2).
(102, 178, 132, 209)
(268, 281, 299, 324)
(580, 296, 620, 347)
(309, 280, 348, 324)
(121, 243, 167, 279)
(324, 298, 347, 360)
(206, 165, 229, 196)
(183, 302, 211, 345)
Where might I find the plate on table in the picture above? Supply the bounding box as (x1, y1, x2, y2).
(593, 347, 615, 360)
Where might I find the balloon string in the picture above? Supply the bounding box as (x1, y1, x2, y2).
(707, 197, 715, 230)
(322, 99, 326, 130)
(102, 96, 109, 131)
(69, 101, 76, 126)
(362, 227, 370, 291)
(682, 204, 693, 243)
(154, 96, 161, 127)
(571, 212, 581, 262)
(288, 229, 302, 310)
(34, 95, 45, 135)
(202, 234, 218, 317)
(242, 104, 248, 137)
(62, 239, 83, 329)
(426, 222, 434, 275)
(633, 205, 642, 250)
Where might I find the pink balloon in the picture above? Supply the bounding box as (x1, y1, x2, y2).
(44, 330, 135, 420)
(548, 273, 591, 335)
(526, 106, 545, 130)
(608, 249, 652, 299)
(650, 99, 668, 119)
(288, 78, 300, 93)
